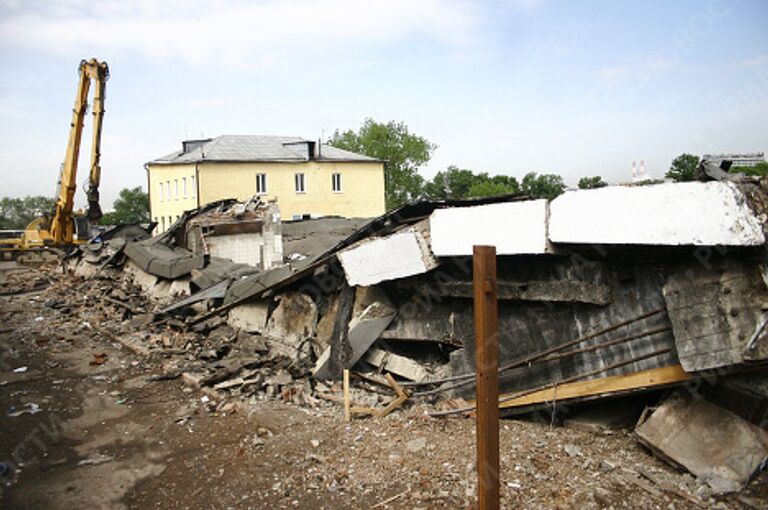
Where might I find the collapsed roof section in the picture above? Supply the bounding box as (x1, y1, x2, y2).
(83, 178, 768, 412)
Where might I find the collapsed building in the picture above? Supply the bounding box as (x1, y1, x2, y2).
(69, 171, 768, 495)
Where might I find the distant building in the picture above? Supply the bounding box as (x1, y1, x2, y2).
(702, 152, 765, 168)
(146, 135, 386, 233)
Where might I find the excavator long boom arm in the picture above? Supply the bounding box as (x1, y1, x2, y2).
(50, 58, 109, 244)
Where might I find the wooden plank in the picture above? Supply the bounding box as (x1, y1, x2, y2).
(497, 365, 692, 409)
(343, 369, 351, 422)
(473, 245, 499, 510)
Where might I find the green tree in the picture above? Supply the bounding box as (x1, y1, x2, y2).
(731, 161, 768, 177)
(521, 172, 566, 200)
(422, 167, 519, 200)
(422, 165, 475, 200)
(329, 119, 436, 209)
(99, 186, 149, 225)
(578, 176, 608, 189)
(0, 196, 56, 229)
(467, 179, 517, 198)
(665, 153, 700, 182)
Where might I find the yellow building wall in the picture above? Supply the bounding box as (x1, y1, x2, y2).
(147, 163, 199, 233)
(149, 160, 385, 230)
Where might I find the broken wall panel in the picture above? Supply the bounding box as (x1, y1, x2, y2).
(430, 200, 551, 256)
(549, 182, 766, 246)
(449, 263, 679, 397)
(663, 258, 768, 372)
(337, 225, 438, 286)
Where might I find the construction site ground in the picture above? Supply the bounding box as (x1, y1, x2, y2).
(1, 262, 766, 510)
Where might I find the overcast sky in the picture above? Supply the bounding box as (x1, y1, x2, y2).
(0, 0, 766, 208)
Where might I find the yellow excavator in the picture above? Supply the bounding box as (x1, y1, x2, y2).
(0, 58, 109, 262)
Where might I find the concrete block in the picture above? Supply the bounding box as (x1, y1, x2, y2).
(636, 391, 768, 493)
(227, 301, 270, 334)
(430, 200, 551, 256)
(549, 182, 765, 246)
(363, 347, 430, 382)
(338, 227, 438, 286)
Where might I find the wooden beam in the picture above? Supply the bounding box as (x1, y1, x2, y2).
(497, 364, 692, 409)
(474, 245, 499, 510)
(329, 285, 355, 379)
(343, 369, 351, 422)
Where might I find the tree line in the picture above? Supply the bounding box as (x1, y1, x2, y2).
(0, 187, 149, 230)
(3, 119, 765, 228)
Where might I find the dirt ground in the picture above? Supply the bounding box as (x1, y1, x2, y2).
(1, 262, 767, 509)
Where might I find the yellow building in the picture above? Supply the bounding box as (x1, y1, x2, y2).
(146, 135, 385, 232)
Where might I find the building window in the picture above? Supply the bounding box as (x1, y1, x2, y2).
(295, 173, 305, 193)
(158, 182, 164, 202)
(166, 180, 171, 199)
(332, 173, 342, 192)
(174, 179, 179, 199)
(256, 173, 267, 194)
(183, 177, 187, 198)
(191, 175, 196, 197)
(160, 217, 165, 231)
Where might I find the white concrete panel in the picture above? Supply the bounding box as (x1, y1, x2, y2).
(549, 182, 765, 246)
(338, 228, 438, 286)
(207, 233, 263, 267)
(429, 200, 551, 256)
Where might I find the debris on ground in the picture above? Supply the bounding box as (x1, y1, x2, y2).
(3, 177, 768, 507)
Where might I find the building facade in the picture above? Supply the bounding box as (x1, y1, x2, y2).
(147, 135, 386, 233)
(703, 152, 766, 168)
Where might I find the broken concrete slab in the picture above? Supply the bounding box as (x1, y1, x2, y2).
(363, 347, 430, 382)
(636, 391, 768, 494)
(433, 280, 611, 305)
(430, 200, 551, 256)
(337, 225, 438, 286)
(313, 301, 396, 379)
(663, 258, 768, 371)
(189, 257, 259, 291)
(124, 240, 205, 279)
(123, 260, 159, 294)
(227, 301, 270, 334)
(264, 292, 317, 355)
(549, 182, 766, 246)
(159, 278, 230, 314)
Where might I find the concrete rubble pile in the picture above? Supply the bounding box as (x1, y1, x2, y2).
(65, 168, 768, 495)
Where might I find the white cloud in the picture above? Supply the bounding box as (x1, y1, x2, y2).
(736, 54, 768, 68)
(600, 58, 677, 86)
(0, 0, 481, 65)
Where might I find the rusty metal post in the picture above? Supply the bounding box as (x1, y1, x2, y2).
(473, 245, 499, 510)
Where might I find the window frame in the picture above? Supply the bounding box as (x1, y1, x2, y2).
(332, 173, 343, 193)
(255, 173, 268, 195)
(295, 172, 306, 194)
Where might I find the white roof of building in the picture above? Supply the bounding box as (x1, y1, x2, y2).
(150, 135, 382, 164)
